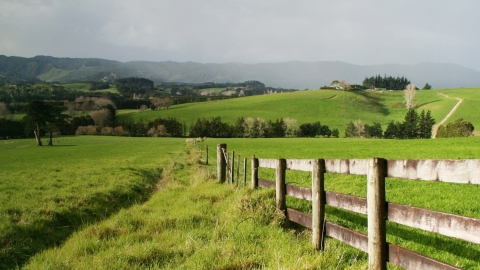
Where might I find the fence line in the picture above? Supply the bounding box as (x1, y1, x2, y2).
(214, 144, 479, 270)
(255, 157, 479, 269)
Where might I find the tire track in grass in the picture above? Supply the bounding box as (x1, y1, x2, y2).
(432, 93, 463, 138)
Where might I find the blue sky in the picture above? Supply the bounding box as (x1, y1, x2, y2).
(1, 0, 479, 71)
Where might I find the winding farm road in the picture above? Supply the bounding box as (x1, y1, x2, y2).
(431, 93, 463, 138)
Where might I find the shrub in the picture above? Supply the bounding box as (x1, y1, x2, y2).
(100, 127, 114, 136)
(75, 125, 97, 135)
(113, 126, 129, 136)
(436, 118, 474, 138)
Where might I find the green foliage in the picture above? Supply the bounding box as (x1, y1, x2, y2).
(89, 82, 110, 91)
(298, 121, 331, 137)
(437, 118, 474, 138)
(422, 83, 432, 90)
(0, 118, 25, 139)
(114, 77, 154, 97)
(362, 74, 410, 90)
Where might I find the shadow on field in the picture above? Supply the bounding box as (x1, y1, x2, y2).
(415, 99, 441, 108)
(327, 208, 480, 263)
(0, 167, 161, 269)
(352, 91, 389, 116)
(51, 144, 77, 147)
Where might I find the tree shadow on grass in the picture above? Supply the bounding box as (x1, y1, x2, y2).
(415, 99, 441, 108)
(0, 167, 161, 269)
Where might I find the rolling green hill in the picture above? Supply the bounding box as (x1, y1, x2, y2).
(117, 89, 476, 134)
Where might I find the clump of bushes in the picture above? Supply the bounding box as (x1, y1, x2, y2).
(436, 118, 474, 138)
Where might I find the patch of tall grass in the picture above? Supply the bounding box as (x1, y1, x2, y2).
(0, 136, 184, 268)
(25, 148, 374, 269)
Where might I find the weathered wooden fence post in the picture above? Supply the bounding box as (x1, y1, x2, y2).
(276, 159, 287, 212)
(367, 157, 387, 270)
(312, 159, 326, 251)
(217, 144, 226, 183)
(236, 155, 240, 187)
(243, 157, 247, 188)
(205, 145, 208, 165)
(251, 155, 258, 189)
(231, 151, 235, 184)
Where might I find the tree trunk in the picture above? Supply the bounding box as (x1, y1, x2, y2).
(47, 131, 53, 146)
(34, 129, 42, 146)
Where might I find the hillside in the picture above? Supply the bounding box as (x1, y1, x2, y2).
(2, 55, 480, 89)
(117, 88, 479, 134)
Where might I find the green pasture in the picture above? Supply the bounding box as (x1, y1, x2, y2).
(116, 89, 476, 134)
(199, 137, 480, 268)
(60, 82, 91, 92)
(0, 136, 184, 268)
(1, 136, 477, 269)
(60, 82, 119, 94)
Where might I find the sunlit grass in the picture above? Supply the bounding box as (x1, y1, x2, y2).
(116, 88, 480, 135)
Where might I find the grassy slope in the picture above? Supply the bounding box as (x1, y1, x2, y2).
(0, 136, 183, 268)
(60, 82, 119, 94)
(17, 136, 480, 269)
(438, 88, 480, 128)
(116, 89, 470, 133)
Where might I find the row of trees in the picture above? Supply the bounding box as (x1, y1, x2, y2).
(362, 75, 411, 90)
(345, 109, 436, 139)
(189, 117, 339, 138)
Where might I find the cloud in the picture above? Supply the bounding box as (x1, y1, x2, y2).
(0, 0, 480, 70)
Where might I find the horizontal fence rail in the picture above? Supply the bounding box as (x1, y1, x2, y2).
(252, 156, 479, 270)
(259, 158, 480, 184)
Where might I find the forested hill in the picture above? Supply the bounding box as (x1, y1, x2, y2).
(1, 55, 480, 89)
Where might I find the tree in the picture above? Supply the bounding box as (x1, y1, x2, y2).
(24, 101, 69, 146)
(404, 83, 416, 109)
(331, 128, 339, 138)
(0, 102, 12, 119)
(383, 121, 399, 139)
(418, 110, 435, 138)
(403, 109, 419, 139)
(345, 121, 356, 138)
(422, 83, 432, 90)
(365, 122, 383, 138)
(353, 120, 365, 137)
(45, 104, 70, 146)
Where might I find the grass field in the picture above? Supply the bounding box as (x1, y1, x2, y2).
(116, 89, 475, 134)
(2, 136, 480, 269)
(60, 82, 119, 94)
(0, 136, 184, 268)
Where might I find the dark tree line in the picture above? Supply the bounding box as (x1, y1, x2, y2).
(189, 117, 338, 138)
(114, 77, 154, 97)
(362, 74, 411, 90)
(345, 109, 436, 139)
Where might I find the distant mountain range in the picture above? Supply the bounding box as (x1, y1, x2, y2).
(1, 55, 479, 89)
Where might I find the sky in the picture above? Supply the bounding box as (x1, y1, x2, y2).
(1, 0, 480, 71)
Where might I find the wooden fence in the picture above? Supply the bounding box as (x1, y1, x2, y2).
(215, 144, 480, 270)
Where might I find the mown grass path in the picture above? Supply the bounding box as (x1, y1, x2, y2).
(432, 93, 464, 137)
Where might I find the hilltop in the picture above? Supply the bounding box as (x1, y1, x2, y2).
(117, 88, 480, 134)
(2, 55, 480, 89)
